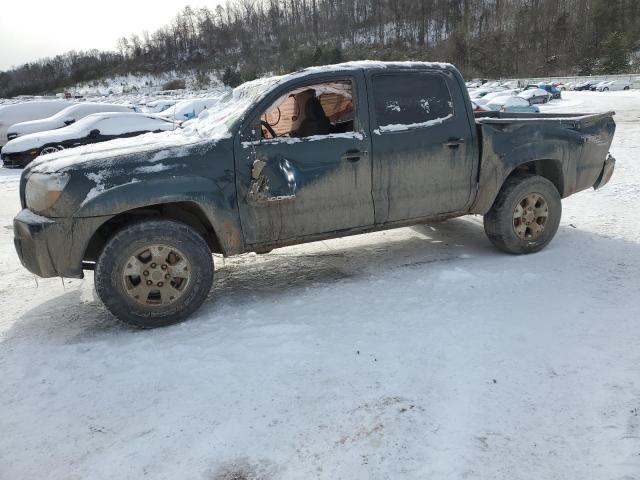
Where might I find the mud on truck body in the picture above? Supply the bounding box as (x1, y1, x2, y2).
(13, 61, 616, 327)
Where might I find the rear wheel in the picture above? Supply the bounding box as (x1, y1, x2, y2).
(624, 86, 630, 91)
(483, 174, 562, 254)
(95, 219, 214, 328)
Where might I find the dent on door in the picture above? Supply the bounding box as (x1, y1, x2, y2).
(248, 156, 300, 204)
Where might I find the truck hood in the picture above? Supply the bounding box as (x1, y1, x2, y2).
(28, 129, 215, 174)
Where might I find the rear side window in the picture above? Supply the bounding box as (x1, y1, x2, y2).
(372, 73, 454, 132)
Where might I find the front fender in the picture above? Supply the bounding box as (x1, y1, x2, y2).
(74, 175, 244, 255)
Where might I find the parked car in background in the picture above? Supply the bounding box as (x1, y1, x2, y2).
(573, 80, 600, 91)
(143, 99, 178, 113)
(7, 103, 137, 140)
(596, 80, 632, 91)
(470, 100, 486, 112)
(474, 89, 520, 106)
(530, 83, 561, 99)
(518, 88, 552, 104)
(158, 97, 221, 121)
(484, 96, 540, 113)
(589, 81, 610, 91)
(1, 112, 178, 168)
(0, 100, 70, 146)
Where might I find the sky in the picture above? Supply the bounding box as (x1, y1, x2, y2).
(0, 0, 222, 71)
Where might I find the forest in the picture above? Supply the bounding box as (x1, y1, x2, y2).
(1, 0, 638, 97)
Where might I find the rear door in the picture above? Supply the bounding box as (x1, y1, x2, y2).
(367, 69, 476, 223)
(234, 72, 374, 246)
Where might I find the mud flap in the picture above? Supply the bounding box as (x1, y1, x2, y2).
(593, 153, 616, 190)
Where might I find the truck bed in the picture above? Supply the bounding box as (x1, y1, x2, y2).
(470, 111, 616, 214)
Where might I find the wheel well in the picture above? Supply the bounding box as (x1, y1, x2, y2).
(509, 159, 564, 196)
(83, 202, 223, 262)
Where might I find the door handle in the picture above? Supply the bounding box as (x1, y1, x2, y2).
(444, 138, 465, 148)
(341, 150, 368, 162)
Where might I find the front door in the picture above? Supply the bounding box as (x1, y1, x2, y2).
(367, 70, 476, 223)
(235, 73, 374, 246)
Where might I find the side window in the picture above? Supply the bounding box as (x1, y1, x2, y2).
(372, 73, 454, 131)
(259, 80, 355, 140)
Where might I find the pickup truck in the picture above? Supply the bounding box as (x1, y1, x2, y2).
(13, 61, 616, 328)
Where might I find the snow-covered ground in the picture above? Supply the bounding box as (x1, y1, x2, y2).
(1, 91, 639, 480)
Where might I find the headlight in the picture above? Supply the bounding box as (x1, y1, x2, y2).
(25, 173, 70, 213)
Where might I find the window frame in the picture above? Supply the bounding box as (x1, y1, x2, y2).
(371, 71, 456, 134)
(245, 75, 360, 144)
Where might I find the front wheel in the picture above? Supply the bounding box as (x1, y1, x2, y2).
(483, 174, 562, 254)
(95, 219, 214, 328)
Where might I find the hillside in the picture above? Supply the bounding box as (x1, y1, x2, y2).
(1, 0, 639, 97)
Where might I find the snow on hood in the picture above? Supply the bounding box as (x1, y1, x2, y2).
(29, 76, 282, 173)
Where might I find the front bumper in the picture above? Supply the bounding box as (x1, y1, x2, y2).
(2, 151, 37, 168)
(593, 153, 616, 190)
(13, 209, 109, 278)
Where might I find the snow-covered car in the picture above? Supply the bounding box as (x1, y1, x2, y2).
(0, 100, 70, 146)
(483, 96, 540, 113)
(596, 80, 632, 91)
(470, 100, 487, 113)
(518, 88, 552, 104)
(468, 88, 500, 100)
(143, 99, 178, 113)
(7, 103, 137, 140)
(158, 97, 221, 121)
(474, 89, 520, 106)
(1, 112, 178, 168)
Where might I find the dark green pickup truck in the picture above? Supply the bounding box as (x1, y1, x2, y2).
(13, 61, 616, 327)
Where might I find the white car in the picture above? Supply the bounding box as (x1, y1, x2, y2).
(484, 96, 540, 113)
(518, 88, 552, 104)
(1, 112, 178, 168)
(596, 80, 632, 91)
(158, 97, 221, 121)
(0, 100, 70, 146)
(589, 81, 610, 91)
(475, 89, 520, 106)
(7, 103, 137, 140)
(143, 99, 178, 113)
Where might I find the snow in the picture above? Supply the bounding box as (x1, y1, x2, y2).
(242, 132, 365, 147)
(374, 113, 454, 134)
(0, 92, 639, 478)
(7, 103, 136, 138)
(0, 100, 70, 146)
(158, 97, 222, 121)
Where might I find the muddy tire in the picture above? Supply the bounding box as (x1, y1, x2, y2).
(483, 173, 562, 254)
(95, 219, 213, 328)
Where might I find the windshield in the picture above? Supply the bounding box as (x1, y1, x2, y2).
(186, 76, 283, 139)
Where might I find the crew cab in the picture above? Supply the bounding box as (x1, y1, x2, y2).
(13, 61, 616, 328)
